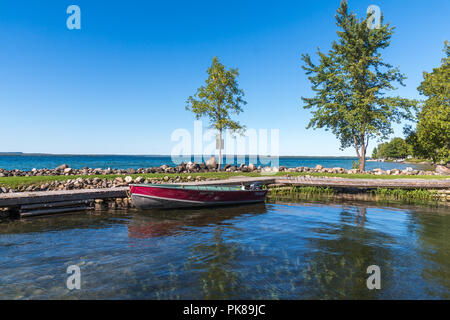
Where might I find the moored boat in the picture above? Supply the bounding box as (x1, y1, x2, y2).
(129, 184, 267, 209)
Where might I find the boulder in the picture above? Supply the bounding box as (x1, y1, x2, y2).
(315, 164, 323, 170)
(206, 157, 217, 168)
(135, 176, 144, 183)
(248, 163, 256, 171)
(186, 161, 194, 170)
(124, 176, 133, 183)
(55, 164, 69, 171)
(436, 165, 450, 174)
(63, 167, 73, 174)
(372, 168, 385, 175)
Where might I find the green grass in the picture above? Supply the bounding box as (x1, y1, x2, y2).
(267, 185, 443, 204)
(0, 171, 449, 190)
(268, 186, 337, 197)
(372, 188, 440, 202)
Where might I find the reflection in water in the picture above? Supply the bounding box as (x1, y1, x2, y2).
(301, 205, 394, 299)
(0, 201, 449, 299)
(414, 213, 450, 299)
(128, 204, 266, 239)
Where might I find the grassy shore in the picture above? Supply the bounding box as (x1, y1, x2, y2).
(1, 171, 449, 190)
(267, 185, 446, 204)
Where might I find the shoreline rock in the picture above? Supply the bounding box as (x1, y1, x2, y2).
(0, 161, 447, 194)
(0, 161, 443, 179)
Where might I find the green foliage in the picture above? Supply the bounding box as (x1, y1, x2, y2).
(301, 1, 416, 172)
(414, 41, 450, 163)
(374, 137, 410, 159)
(186, 56, 246, 132)
(186, 56, 247, 169)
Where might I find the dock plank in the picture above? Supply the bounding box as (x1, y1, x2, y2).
(0, 187, 128, 207)
(275, 177, 450, 189)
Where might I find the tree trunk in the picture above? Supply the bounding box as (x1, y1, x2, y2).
(218, 129, 222, 172)
(359, 144, 366, 172)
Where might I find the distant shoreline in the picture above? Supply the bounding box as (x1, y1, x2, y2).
(0, 153, 363, 159)
(369, 158, 434, 166)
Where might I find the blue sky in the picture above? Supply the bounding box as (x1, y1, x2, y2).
(0, 0, 448, 156)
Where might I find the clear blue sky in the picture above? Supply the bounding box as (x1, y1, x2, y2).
(0, 0, 448, 155)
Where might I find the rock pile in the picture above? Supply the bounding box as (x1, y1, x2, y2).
(1, 160, 448, 194)
(0, 161, 446, 179)
(0, 175, 212, 193)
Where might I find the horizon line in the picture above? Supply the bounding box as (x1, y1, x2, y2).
(0, 152, 363, 158)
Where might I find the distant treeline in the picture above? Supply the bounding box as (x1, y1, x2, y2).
(372, 138, 412, 160)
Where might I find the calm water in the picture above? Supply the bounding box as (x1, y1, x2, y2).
(0, 202, 449, 299)
(0, 155, 425, 171)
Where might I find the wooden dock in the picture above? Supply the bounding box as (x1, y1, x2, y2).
(0, 187, 128, 208)
(275, 176, 450, 189)
(1, 176, 449, 217)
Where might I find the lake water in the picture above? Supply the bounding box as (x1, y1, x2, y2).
(1, 201, 449, 299)
(0, 155, 426, 171)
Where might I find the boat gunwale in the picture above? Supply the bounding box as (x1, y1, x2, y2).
(129, 184, 267, 193)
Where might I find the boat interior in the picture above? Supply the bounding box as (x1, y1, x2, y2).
(131, 184, 246, 191)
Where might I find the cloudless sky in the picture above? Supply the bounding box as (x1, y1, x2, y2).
(0, 0, 449, 155)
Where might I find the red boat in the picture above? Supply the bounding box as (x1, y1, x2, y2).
(129, 184, 267, 209)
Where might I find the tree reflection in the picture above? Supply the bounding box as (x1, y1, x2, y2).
(413, 211, 450, 298)
(300, 205, 395, 299)
(186, 225, 243, 299)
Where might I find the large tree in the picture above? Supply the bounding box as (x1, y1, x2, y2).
(186, 56, 246, 170)
(301, 0, 415, 172)
(414, 41, 450, 163)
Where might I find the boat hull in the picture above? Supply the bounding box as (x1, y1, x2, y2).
(130, 185, 267, 209)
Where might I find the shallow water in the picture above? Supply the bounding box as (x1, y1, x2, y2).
(0, 202, 449, 299)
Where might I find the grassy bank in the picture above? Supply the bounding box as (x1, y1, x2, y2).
(1, 171, 449, 190)
(371, 188, 441, 202)
(267, 185, 446, 205)
(268, 186, 337, 197)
